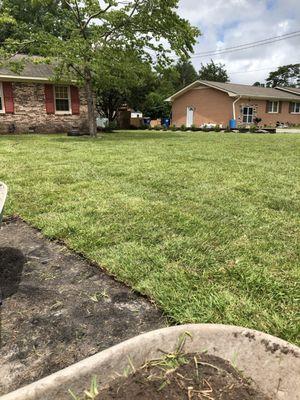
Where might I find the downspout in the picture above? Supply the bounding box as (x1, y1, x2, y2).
(232, 96, 242, 120)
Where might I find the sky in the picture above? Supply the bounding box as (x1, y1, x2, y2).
(177, 0, 300, 84)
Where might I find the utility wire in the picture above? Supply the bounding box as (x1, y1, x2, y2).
(228, 63, 300, 75)
(190, 30, 300, 58)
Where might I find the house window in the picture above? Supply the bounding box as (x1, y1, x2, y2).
(0, 83, 4, 113)
(267, 101, 279, 113)
(242, 106, 253, 123)
(54, 85, 71, 113)
(291, 102, 300, 113)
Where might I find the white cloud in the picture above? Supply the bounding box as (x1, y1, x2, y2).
(177, 0, 300, 84)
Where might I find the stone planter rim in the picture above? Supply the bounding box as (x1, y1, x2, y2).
(1, 324, 299, 400)
(0, 182, 8, 222)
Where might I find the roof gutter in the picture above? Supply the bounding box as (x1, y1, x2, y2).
(232, 96, 242, 120)
(0, 75, 77, 84)
(0, 75, 50, 83)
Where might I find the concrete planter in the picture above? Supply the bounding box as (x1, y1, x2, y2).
(0, 182, 8, 223)
(1, 324, 299, 400)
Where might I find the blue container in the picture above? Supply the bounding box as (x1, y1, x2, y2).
(161, 118, 171, 128)
(229, 119, 237, 129)
(143, 117, 151, 126)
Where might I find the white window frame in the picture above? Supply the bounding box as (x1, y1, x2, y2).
(291, 102, 300, 114)
(54, 85, 71, 115)
(0, 82, 5, 114)
(267, 101, 279, 114)
(242, 106, 254, 124)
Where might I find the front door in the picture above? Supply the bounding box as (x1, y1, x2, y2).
(186, 106, 194, 127)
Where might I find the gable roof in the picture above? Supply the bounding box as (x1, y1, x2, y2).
(166, 80, 300, 102)
(0, 54, 55, 82)
(275, 86, 300, 96)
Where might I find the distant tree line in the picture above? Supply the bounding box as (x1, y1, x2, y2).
(253, 64, 300, 88)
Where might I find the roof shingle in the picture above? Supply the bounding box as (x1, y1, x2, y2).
(167, 80, 300, 101)
(0, 55, 54, 80)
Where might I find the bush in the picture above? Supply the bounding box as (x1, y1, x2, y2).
(214, 124, 221, 132)
(202, 126, 212, 132)
(180, 124, 187, 131)
(249, 125, 258, 133)
(103, 121, 117, 132)
(224, 127, 232, 133)
(154, 125, 163, 131)
(162, 124, 168, 131)
(170, 125, 177, 131)
(191, 124, 199, 131)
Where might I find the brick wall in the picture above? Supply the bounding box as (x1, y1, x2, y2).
(235, 99, 300, 127)
(171, 86, 300, 128)
(0, 82, 89, 134)
(171, 87, 233, 127)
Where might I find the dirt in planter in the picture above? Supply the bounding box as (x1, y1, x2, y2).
(97, 353, 270, 400)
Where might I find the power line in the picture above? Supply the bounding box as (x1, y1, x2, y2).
(190, 30, 300, 58)
(193, 30, 300, 56)
(228, 64, 300, 75)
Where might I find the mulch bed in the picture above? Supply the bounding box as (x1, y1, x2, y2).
(0, 217, 166, 396)
(98, 352, 269, 400)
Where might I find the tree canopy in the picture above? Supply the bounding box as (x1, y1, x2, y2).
(266, 64, 300, 88)
(0, 0, 200, 135)
(198, 59, 229, 82)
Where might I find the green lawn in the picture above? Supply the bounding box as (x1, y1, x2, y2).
(1, 131, 299, 344)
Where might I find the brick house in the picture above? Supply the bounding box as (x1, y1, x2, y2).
(167, 80, 300, 128)
(0, 57, 89, 134)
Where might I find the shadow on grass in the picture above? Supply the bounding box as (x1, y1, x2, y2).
(49, 131, 184, 143)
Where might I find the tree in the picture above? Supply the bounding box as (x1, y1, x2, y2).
(174, 60, 198, 89)
(253, 81, 264, 87)
(1, 0, 200, 136)
(198, 59, 229, 82)
(138, 65, 180, 119)
(266, 64, 300, 88)
(95, 49, 155, 121)
(0, 0, 70, 46)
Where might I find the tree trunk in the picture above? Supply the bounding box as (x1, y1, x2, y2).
(84, 70, 97, 137)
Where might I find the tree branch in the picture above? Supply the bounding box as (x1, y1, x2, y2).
(102, 0, 140, 42)
(83, 3, 113, 30)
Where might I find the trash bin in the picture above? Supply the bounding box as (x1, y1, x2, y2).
(143, 117, 151, 127)
(161, 118, 170, 128)
(229, 119, 237, 129)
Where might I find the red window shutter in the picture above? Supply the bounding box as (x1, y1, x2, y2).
(3, 82, 14, 113)
(70, 86, 80, 115)
(44, 84, 55, 114)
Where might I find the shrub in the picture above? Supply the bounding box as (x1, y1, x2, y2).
(103, 121, 117, 132)
(214, 124, 221, 132)
(249, 125, 258, 133)
(180, 124, 187, 131)
(170, 125, 177, 131)
(154, 125, 162, 131)
(224, 126, 232, 133)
